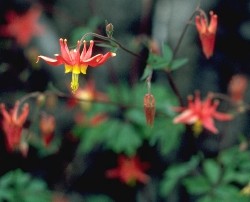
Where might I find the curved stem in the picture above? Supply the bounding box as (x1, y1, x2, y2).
(166, 5, 201, 106)
(172, 10, 198, 59)
(80, 33, 142, 58)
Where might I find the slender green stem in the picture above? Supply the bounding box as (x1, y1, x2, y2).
(80, 33, 142, 58)
(166, 5, 201, 106)
(172, 11, 198, 60)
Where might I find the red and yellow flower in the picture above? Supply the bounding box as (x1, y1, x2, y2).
(173, 92, 233, 134)
(37, 39, 116, 93)
(195, 11, 218, 59)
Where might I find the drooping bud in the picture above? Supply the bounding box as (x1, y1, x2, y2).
(195, 10, 218, 59)
(143, 93, 155, 126)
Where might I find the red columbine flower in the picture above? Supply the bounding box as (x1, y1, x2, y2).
(37, 39, 116, 93)
(106, 155, 150, 186)
(195, 11, 218, 59)
(0, 101, 29, 153)
(173, 92, 233, 134)
(0, 6, 43, 46)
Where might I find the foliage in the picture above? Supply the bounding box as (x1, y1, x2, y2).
(0, 169, 51, 202)
(159, 147, 250, 201)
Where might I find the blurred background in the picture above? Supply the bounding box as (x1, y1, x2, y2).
(0, 0, 250, 201)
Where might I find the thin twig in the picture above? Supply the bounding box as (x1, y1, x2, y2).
(80, 33, 142, 58)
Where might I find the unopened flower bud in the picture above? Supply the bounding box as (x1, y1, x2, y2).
(36, 93, 46, 106)
(106, 23, 114, 38)
(228, 74, 248, 103)
(144, 93, 155, 126)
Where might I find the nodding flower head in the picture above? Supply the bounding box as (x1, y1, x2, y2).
(195, 11, 218, 59)
(37, 39, 116, 93)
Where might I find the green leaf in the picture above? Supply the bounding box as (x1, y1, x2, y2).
(104, 121, 142, 156)
(76, 122, 109, 154)
(183, 175, 211, 195)
(160, 178, 178, 196)
(222, 169, 250, 185)
(0, 188, 15, 201)
(197, 195, 214, 202)
(162, 43, 173, 62)
(203, 159, 221, 184)
(160, 155, 200, 196)
(214, 184, 240, 201)
(0, 169, 51, 202)
(140, 66, 152, 81)
(147, 52, 170, 70)
(84, 194, 114, 202)
(170, 58, 188, 71)
(125, 109, 146, 126)
(149, 118, 184, 156)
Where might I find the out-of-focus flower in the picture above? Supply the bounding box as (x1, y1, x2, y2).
(173, 92, 233, 134)
(70, 80, 109, 110)
(39, 113, 56, 147)
(106, 155, 150, 186)
(74, 112, 108, 127)
(0, 6, 43, 46)
(228, 74, 248, 103)
(144, 93, 155, 126)
(37, 39, 116, 93)
(0, 101, 29, 153)
(195, 11, 218, 59)
(89, 113, 108, 126)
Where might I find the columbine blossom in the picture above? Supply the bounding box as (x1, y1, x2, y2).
(106, 155, 149, 185)
(173, 92, 233, 134)
(195, 11, 218, 59)
(0, 101, 29, 154)
(0, 6, 43, 46)
(37, 39, 116, 93)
